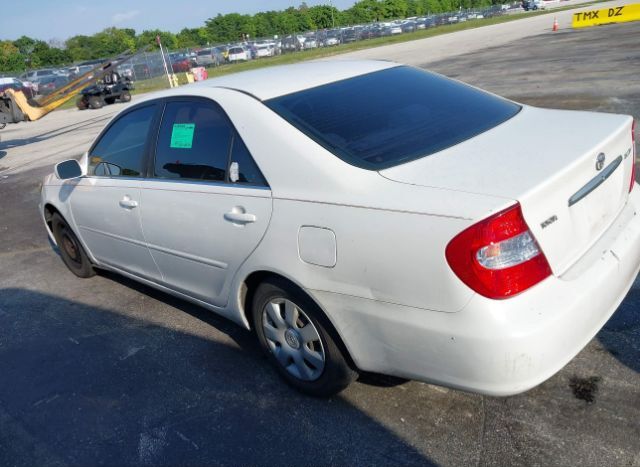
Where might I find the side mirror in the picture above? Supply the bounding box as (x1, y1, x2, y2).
(54, 159, 83, 180)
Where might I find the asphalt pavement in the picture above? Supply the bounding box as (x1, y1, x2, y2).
(0, 18, 639, 467)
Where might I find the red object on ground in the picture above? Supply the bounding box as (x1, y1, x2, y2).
(192, 67, 208, 81)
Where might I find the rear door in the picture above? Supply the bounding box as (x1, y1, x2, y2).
(138, 97, 272, 307)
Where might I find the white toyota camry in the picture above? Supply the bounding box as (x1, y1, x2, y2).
(40, 61, 640, 397)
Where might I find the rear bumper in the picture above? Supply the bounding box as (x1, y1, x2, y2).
(311, 188, 640, 396)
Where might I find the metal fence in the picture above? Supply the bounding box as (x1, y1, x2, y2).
(2, 5, 516, 90)
(123, 5, 512, 83)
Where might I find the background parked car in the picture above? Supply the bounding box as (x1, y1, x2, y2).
(255, 43, 275, 58)
(21, 69, 56, 90)
(36, 75, 68, 96)
(0, 77, 35, 99)
(169, 53, 193, 73)
(281, 35, 306, 51)
(303, 36, 318, 49)
(522, 0, 544, 10)
(401, 21, 417, 33)
(341, 28, 359, 42)
(227, 46, 249, 62)
(118, 65, 134, 79)
(323, 31, 341, 46)
(195, 48, 222, 67)
(388, 23, 403, 34)
(246, 44, 258, 59)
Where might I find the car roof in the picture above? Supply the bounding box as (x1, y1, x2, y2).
(190, 60, 399, 100)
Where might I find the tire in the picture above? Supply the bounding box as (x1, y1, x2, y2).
(51, 213, 95, 278)
(120, 91, 131, 102)
(88, 96, 104, 109)
(252, 278, 357, 397)
(76, 98, 87, 110)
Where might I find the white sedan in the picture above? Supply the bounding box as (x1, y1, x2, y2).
(40, 61, 640, 397)
(227, 46, 249, 62)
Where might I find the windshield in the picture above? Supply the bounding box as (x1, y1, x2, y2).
(266, 66, 520, 170)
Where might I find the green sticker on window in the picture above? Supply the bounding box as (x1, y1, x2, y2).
(170, 123, 195, 149)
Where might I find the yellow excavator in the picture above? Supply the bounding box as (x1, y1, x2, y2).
(0, 48, 147, 130)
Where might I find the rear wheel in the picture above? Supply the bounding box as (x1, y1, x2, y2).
(76, 98, 87, 110)
(88, 96, 104, 109)
(252, 278, 357, 397)
(51, 213, 95, 278)
(120, 91, 132, 102)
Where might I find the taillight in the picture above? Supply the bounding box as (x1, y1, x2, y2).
(445, 203, 552, 299)
(631, 119, 636, 193)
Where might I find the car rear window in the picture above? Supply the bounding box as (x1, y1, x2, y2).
(265, 66, 520, 170)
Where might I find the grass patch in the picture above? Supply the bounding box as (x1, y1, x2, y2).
(54, 1, 604, 109)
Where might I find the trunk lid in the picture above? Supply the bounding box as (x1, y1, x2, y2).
(380, 106, 635, 275)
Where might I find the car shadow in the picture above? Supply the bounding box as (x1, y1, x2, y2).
(0, 287, 434, 466)
(597, 277, 640, 374)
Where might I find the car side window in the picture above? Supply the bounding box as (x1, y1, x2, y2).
(229, 134, 267, 186)
(89, 105, 155, 177)
(154, 100, 231, 182)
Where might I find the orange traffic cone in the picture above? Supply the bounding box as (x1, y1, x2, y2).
(552, 17, 559, 31)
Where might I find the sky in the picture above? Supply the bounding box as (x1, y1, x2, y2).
(2, 0, 357, 42)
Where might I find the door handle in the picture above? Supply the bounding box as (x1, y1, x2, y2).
(119, 196, 138, 209)
(224, 209, 256, 224)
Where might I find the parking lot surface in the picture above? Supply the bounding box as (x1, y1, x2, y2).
(1, 20, 639, 467)
(337, 0, 636, 66)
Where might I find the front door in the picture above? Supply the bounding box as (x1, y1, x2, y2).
(69, 103, 161, 282)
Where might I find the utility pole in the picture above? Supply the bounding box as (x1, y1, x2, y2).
(156, 35, 173, 88)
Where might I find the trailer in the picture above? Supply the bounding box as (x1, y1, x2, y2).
(0, 48, 148, 135)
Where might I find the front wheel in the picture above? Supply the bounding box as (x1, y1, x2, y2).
(252, 278, 357, 397)
(120, 91, 131, 102)
(51, 213, 95, 278)
(88, 96, 104, 109)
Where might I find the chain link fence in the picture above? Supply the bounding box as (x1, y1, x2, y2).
(122, 5, 510, 85)
(3, 5, 516, 97)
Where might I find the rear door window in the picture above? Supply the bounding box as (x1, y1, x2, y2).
(155, 100, 231, 182)
(153, 99, 267, 186)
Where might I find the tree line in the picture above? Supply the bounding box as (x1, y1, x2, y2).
(1, 0, 500, 73)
